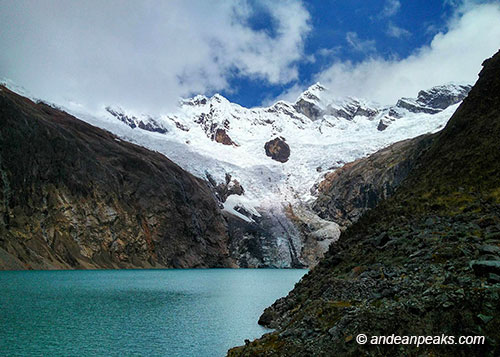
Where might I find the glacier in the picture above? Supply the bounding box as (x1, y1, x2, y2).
(3, 79, 471, 267)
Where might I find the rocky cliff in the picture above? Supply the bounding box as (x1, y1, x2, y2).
(313, 134, 433, 227)
(228, 51, 500, 356)
(0, 86, 234, 270)
(50, 75, 468, 268)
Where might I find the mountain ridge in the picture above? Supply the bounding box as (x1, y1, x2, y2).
(0, 85, 234, 270)
(0, 77, 473, 269)
(227, 49, 500, 357)
(91, 81, 470, 267)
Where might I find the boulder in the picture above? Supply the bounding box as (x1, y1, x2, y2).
(264, 137, 290, 163)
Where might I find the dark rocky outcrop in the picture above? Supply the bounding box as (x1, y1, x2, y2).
(377, 117, 392, 131)
(228, 51, 500, 356)
(264, 137, 290, 163)
(105, 106, 168, 134)
(396, 84, 471, 114)
(293, 83, 325, 121)
(214, 128, 238, 146)
(0, 86, 234, 270)
(416, 84, 471, 109)
(206, 169, 335, 268)
(208, 173, 245, 203)
(313, 134, 433, 227)
(294, 97, 323, 121)
(225, 205, 306, 268)
(284, 204, 340, 268)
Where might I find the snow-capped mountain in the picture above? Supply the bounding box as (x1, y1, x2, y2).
(85, 82, 470, 204)
(46, 82, 471, 267)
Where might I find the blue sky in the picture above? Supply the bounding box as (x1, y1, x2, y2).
(223, 0, 475, 106)
(1, 0, 500, 113)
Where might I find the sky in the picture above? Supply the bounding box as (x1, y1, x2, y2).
(1, 0, 500, 114)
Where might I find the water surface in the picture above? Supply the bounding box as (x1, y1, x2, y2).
(0, 269, 306, 356)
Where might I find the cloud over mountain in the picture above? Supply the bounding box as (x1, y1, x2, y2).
(0, 0, 310, 113)
(313, 2, 500, 104)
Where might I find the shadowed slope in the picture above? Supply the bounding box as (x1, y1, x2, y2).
(228, 50, 500, 357)
(0, 86, 233, 269)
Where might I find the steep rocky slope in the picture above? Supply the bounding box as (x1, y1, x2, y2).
(313, 134, 434, 227)
(69, 81, 466, 268)
(0, 86, 233, 270)
(228, 51, 500, 356)
(0, 74, 470, 268)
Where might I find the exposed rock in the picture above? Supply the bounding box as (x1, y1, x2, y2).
(313, 134, 433, 227)
(268, 101, 309, 123)
(293, 83, 326, 120)
(228, 50, 500, 356)
(377, 116, 396, 131)
(284, 205, 340, 267)
(326, 99, 379, 121)
(480, 245, 500, 256)
(416, 84, 472, 109)
(0, 86, 234, 270)
(182, 95, 208, 106)
(170, 118, 190, 132)
(105, 106, 168, 134)
(470, 260, 500, 276)
(355, 105, 378, 118)
(226, 204, 306, 268)
(377, 119, 388, 131)
(209, 173, 245, 203)
(264, 137, 290, 163)
(294, 98, 323, 121)
(395, 84, 471, 114)
(396, 98, 441, 114)
(226, 178, 244, 197)
(214, 128, 238, 146)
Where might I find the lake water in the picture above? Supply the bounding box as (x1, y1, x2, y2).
(0, 269, 306, 356)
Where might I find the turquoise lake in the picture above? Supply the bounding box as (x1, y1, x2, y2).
(0, 269, 307, 356)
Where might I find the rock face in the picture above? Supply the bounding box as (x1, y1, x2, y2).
(225, 206, 306, 268)
(0, 86, 234, 270)
(313, 134, 433, 227)
(214, 128, 237, 146)
(208, 173, 245, 203)
(284, 205, 340, 268)
(395, 84, 471, 114)
(105, 106, 168, 134)
(95, 80, 469, 271)
(415, 84, 472, 109)
(264, 137, 290, 163)
(228, 51, 500, 356)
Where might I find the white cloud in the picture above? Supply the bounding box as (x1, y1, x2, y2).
(0, 0, 311, 113)
(380, 0, 401, 18)
(317, 47, 341, 57)
(312, 2, 500, 105)
(265, 83, 305, 106)
(345, 32, 376, 53)
(386, 23, 411, 38)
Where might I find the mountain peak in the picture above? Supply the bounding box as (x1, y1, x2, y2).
(395, 82, 471, 115)
(307, 82, 327, 92)
(210, 93, 230, 104)
(297, 82, 327, 104)
(228, 50, 500, 357)
(415, 83, 472, 109)
(180, 95, 208, 107)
